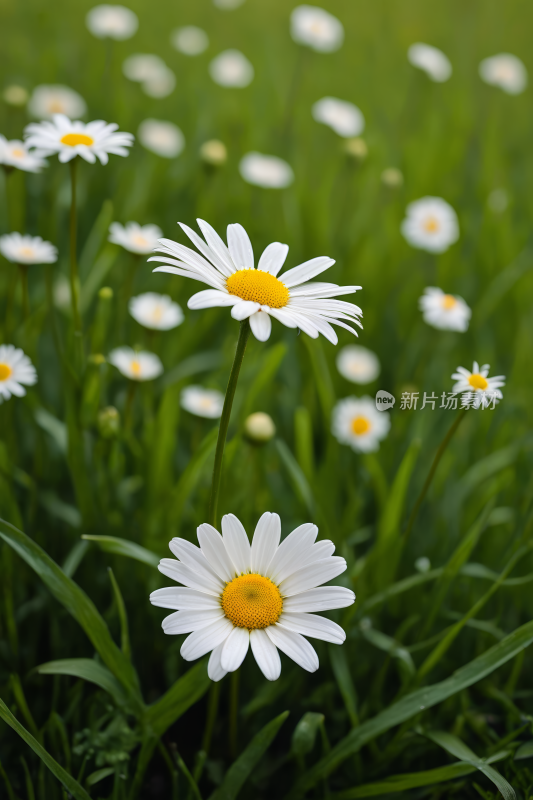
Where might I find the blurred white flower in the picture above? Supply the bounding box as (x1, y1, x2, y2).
(108, 347, 163, 381)
(24, 114, 133, 165)
(171, 26, 209, 55)
(452, 361, 505, 409)
(0, 136, 47, 173)
(0, 233, 57, 264)
(332, 396, 390, 453)
(408, 43, 452, 82)
(401, 197, 459, 253)
(419, 287, 471, 332)
(138, 119, 184, 158)
(291, 5, 344, 53)
(487, 188, 508, 213)
(244, 412, 276, 443)
(239, 152, 294, 189)
(209, 50, 254, 87)
(28, 85, 87, 120)
(415, 557, 431, 573)
(181, 386, 224, 418)
(123, 54, 167, 82)
(0, 345, 37, 403)
(108, 221, 163, 254)
(129, 292, 184, 331)
(213, 0, 246, 7)
(336, 346, 380, 384)
(381, 167, 403, 188)
(312, 97, 364, 138)
(479, 54, 527, 95)
(86, 4, 138, 40)
(3, 86, 29, 107)
(200, 139, 227, 165)
(142, 67, 176, 98)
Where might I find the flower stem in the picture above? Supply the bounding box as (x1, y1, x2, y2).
(229, 669, 240, 758)
(69, 158, 83, 371)
(208, 319, 251, 528)
(18, 264, 29, 320)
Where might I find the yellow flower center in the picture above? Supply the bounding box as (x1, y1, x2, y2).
(0, 363, 12, 381)
(60, 133, 95, 147)
(48, 100, 65, 113)
(130, 360, 142, 376)
(226, 269, 290, 309)
(19, 247, 35, 258)
(351, 415, 371, 435)
(423, 216, 440, 233)
(468, 373, 488, 391)
(133, 234, 148, 248)
(11, 148, 25, 158)
(221, 573, 282, 629)
(441, 294, 457, 310)
(151, 305, 164, 321)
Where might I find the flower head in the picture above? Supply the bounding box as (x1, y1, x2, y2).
(181, 386, 224, 419)
(312, 97, 364, 138)
(239, 152, 294, 188)
(291, 5, 344, 52)
(129, 293, 184, 331)
(108, 347, 163, 381)
(209, 50, 254, 87)
(138, 119, 185, 158)
(171, 26, 209, 56)
(0, 136, 47, 173)
(28, 85, 86, 120)
(24, 114, 134, 165)
(150, 512, 355, 681)
(142, 68, 176, 98)
(451, 362, 505, 409)
(401, 197, 459, 253)
(3, 86, 29, 107)
(86, 4, 138, 40)
(408, 43, 452, 82)
(479, 54, 527, 95)
(150, 218, 362, 343)
(0, 233, 57, 265)
(419, 287, 471, 332)
(336, 345, 380, 384)
(0, 345, 37, 402)
(108, 221, 163, 254)
(244, 412, 276, 444)
(123, 54, 167, 82)
(332, 396, 390, 452)
(200, 139, 227, 166)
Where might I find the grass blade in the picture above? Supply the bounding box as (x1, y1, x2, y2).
(82, 535, 160, 567)
(37, 659, 128, 706)
(145, 660, 211, 738)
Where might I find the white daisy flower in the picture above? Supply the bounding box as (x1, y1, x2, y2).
(209, 50, 254, 88)
(138, 119, 185, 159)
(419, 287, 471, 332)
(150, 512, 355, 681)
(401, 197, 459, 253)
(171, 26, 209, 56)
(290, 5, 344, 53)
(122, 54, 167, 83)
(336, 345, 380, 384)
(108, 221, 163, 255)
(239, 152, 294, 189)
(332, 396, 390, 453)
(24, 114, 134, 166)
(181, 386, 224, 419)
(451, 361, 505, 409)
(312, 97, 364, 138)
(149, 218, 362, 344)
(0, 345, 37, 402)
(408, 43, 452, 82)
(479, 53, 527, 95)
(129, 293, 184, 331)
(0, 136, 47, 173)
(86, 4, 138, 40)
(3, 86, 29, 107)
(108, 347, 163, 381)
(142, 67, 176, 99)
(0, 233, 57, 265)
(28, 85, 87, 120)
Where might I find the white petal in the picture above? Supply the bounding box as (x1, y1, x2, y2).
(251, 513, 281, 574)
(181, 618, 234, 661)
(266, 523, 318, 584)
(179, 222, 233, 278)
(281, 257, 335, 288)
(169, 539, 224, 590)
(266, 625, 319, 673)
(231, 300, 261, 320)
(249, 310, 272, 342)
(221, 627, 250, 672)
(158, 559, 221, 595)
(250, 628, 281, 681)
(162, 608, 224, 634)
(221, 514, 251, 574)
(299, 541, 336, 569)
(257, 242, 289, 276)
(278, 612, 345, 644)
(282, 587, 355, 613)
(279, 557, 347, 597)
(266, 307, 299, 329)
(197, 524, 236, 582)
(150, 587, 221, 610)
(227, 223, 254, 269)
(208, 642, 228, 682)
(188, 289, 238, 309)
(196, 219, 235, 274)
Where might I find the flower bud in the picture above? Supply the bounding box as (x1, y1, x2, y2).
(244, 412, 276, 444)
(98, 406, 121, 438)
(200, 139, 227, 166)
(3, 85, 28, 106)
(344, 137, 367, 160)
(99, 286, 113, 300)
(381, 167, 403, 188)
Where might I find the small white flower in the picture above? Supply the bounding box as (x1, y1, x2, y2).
(86, 4, 138, 40)
(150, 512, 355, 681)
(122, 54, 168, 82)
(209, 50, 254, 88)
(336, 345, 380, 384)
(200, 139, 227, 166)
(381, 167, 403, 188)
(401, 197, 459, 253)
(244, 412, 276, 443)
(142, 68, 176, 98)
(451, 361, 505, 409)
(213, 0, 246, 7)
(479, 54, 527, 95)
(138, 119, 185, 159)
(108, 221, 163, 254)
(3, 86, 29, 107)
(239, 152, 294, 189)
(332, 396, 390, 453)
(487, 188, 509, 213)
(415, 557, 431, 573)
(171, 26, 209, 56)
(0, 345, 37, 402)
(0, 233, 57, 265)
(181, 386, 224, 419)
(108, 347, 163, 381)
(312, 97, 364, 138)
(408, 43, 452, 82)
(419, 287, 471, 332)
(129, 293, 184, 331)
(0, 136, 47, 173)
(28, 85, 87, 120)
(291, 5, 344, 53)
(24, 114, 133, 165)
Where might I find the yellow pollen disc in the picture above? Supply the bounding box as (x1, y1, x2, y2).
(11, 148, 25, 158)
(130, 360, 142, 376)
(222, 573, 282, 630)
(0, 364, 12, 381)
(351, 415, 371, 435)
(60, 133, 95, 147)
(133, 235, 148, 248)
(48, 101, 65, 113)
(19, 247, 35, 258)
(441, 294, 457, 310)
(423, 216, 440, 233)
(468, 373, 488, 391)
(151, 306, 164, 321)
(226, 269, 289, 309)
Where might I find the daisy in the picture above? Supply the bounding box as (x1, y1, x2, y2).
(24, 114, 133, 165)
(290, 5, 344, 53)
(0, 345, 37, 403)
(451, 361, 505, 409)
(108, 221, 163, 254)
(138, 119, 185, 159)
(181, 386, 224, 419)
(312, 97, 364, 138)
(419, 287, 471, 332)
(209, 50, 254, 88)
(332, 396, 390, 453)
(479, 54, 527, 95)
(0, 233, 57, 265)
(336, 345, 380, 384)
(401, 197, 459, 253)
(122, 54, 168, 83)
(407, 43, 452, 82)
(150, 512, 355, 681)
(149, 218, 362, 344)
(28, 85, 87, 120)
(239, 152, 294, 189)
(142, 67, 176, 99)
(129, 293, 184, 331)
(0, 136, 47, 173)
(108, 348, 163, 381)
(171, 26, 209, 56)
(200, 140, 227, 166)
(3, 86, 29, 107)
(85, 4, 138, 40)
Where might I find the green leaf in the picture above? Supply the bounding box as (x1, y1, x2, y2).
(37, 659, 128, 705)
(159, 350, 223, 390)
(82, 534, 160, 567)
(78, 199, 114, 280)
(360, 627, 415, 681)
(168, 427, 218, 534)
(291, 712, 324, 757)
(145, 660, 211, 738)
(457, 445, 520, 503)
(241, 342, 287, 420)
(294, 405, 315, 481)
(34, 407, 67, 454)
(302, 337, 335, 423)
(85, 767, 115, 787)
(515, 741, 533, 760)
(378, 438, 420, 549)
(329, 644, 359, 727)
(81, 242, 118, 313)
(275, 439, 315, 517)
